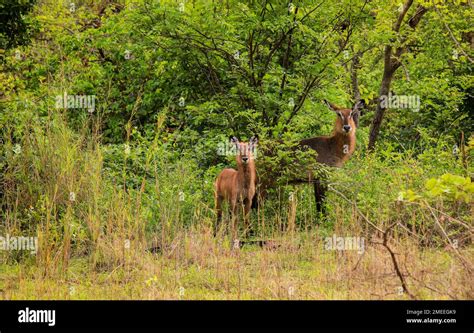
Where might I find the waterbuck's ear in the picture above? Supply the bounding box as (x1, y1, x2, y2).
(352, 100, 365, 112)
(323, 100, 339, 112)
(249, 135, 259, 145)
(352, 111, 360, 128)
(229, 136, 239, 144)
(351, 100, 365, 127)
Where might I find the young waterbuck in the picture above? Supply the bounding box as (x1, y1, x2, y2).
(297, 100, 364, 212)
(215, 136, 258, 236)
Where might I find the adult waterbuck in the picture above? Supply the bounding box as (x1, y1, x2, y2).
(297, 100, 363, 213)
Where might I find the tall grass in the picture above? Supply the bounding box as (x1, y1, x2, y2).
(0, 110, 472, 299)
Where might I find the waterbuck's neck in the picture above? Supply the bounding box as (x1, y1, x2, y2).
(331, 130, 356, 148)
(237, 160, 256, 186)
(328, 128, 356, 163)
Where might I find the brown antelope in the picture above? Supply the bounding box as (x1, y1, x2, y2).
(215, 136, 258, 236)
(297, 100, 363, 213)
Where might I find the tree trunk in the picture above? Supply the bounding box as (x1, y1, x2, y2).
(368, 47, 394, 151)
(367, 1, 427, 151)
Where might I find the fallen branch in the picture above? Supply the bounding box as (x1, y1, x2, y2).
(329, 185, 416, 299)
(383, 222, 415, 299)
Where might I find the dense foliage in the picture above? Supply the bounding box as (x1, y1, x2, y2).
(0, 0, 472, 300)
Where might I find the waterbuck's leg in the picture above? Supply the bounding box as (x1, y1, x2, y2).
(243, 198, 252, 237)
(314, 179, 328, 215)
(230, 199, 239, 245)
(251, 187, 267, 211)
(251, 194, 258, 210)
(215, 195, 223, 236)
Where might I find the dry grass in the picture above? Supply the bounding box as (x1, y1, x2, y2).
(1, 223, 472, 300)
